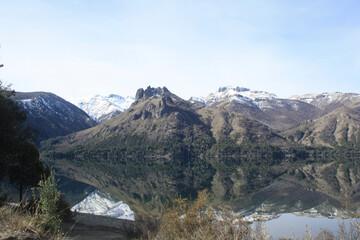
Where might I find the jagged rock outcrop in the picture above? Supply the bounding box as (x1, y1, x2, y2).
(135, 86, 169, 100)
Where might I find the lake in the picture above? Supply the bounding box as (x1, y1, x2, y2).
(263, 213, 357, 239)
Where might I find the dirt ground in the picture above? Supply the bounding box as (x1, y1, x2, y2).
(62, 221, 129, 240)
(61, 213, 138, 240)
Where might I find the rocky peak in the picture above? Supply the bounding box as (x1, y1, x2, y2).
(130, 86, 200, 123)
(135, 86, 170, 100)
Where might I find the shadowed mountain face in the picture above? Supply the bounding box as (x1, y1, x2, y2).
(13, 92, 97, 142)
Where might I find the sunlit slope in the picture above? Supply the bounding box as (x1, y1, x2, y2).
(284, 100, 360, 148)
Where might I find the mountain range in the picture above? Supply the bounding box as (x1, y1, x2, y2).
(14, 86, 360, 217)
(15, 86, 359, 145)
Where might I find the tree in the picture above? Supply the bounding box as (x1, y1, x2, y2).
(9, 143, 49, 202)
(38, 170, 61, 234)
(0, 81, 48, 202)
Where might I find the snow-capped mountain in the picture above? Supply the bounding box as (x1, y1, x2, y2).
(70, 94, 135, 122)
(202, 86, 277, 108)
(13, 92, 97, 142)
(71, 190, 135, 221)
(193, 86, 323, 130)
(290, 92, 360, 112)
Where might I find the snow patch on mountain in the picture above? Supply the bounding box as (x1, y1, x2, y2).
(189, 96, 206, 106)
(71, 190, 135, 221)
(17, 93, 91, 121)
(20, 96, 55, 112)
(201, 86, 277, 109)
(13, 92, 97, 141)
(290, 92, 360, 109)
(289, 93, 319, 104)
(70, 94, 135, 122)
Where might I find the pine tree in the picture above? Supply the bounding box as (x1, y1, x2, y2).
(0, 81, 48, 202)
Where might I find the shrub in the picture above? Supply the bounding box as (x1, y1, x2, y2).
(37, 171, 62, 234)
(151, 190, 251, 240)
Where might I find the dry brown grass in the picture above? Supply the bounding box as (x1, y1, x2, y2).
(0, 204, 63, 240)
(145, 190, 254, 240)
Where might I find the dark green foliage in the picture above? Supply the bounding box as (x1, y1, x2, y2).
(9, 143, 50, 202)
(0, 81, 48, 201)
(0, 82, 29, 180)
(210, 136, 286, 161)
(25, 193, 72, 222)
(210, 137, 239, 156)
(294, 130, 305, 141)
(286, 146, 311, 160)
(38, 171, 62, 233)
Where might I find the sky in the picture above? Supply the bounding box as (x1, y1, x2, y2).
(0, 0, 359, 100)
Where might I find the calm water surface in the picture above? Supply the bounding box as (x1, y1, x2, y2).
(265, 213, 355, 239)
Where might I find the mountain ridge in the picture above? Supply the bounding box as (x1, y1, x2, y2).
(192, 86, 324, 131)
(13, 91, 97, 142)
(289, 92, 360, 113)
(284, 100, 360, 148)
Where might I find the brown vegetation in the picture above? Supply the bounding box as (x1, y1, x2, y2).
(0, 204, 63, 240)
(143, 190, 270, 240)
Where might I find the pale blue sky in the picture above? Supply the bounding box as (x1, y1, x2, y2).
(0, 0, 359, 100)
